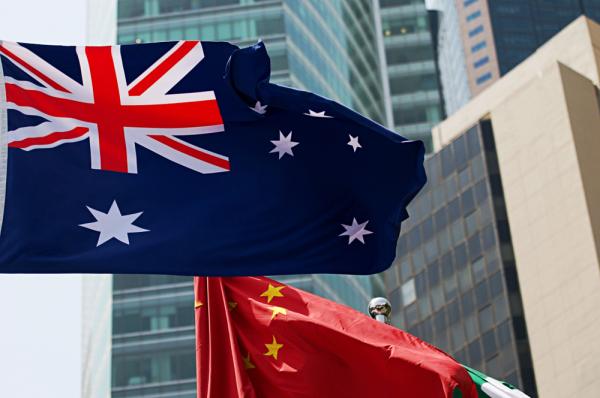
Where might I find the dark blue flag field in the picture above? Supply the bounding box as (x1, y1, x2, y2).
(0, 40, 425, 275)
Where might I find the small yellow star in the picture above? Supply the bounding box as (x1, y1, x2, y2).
(228, 301, 238, 311)
(270, 306, 287, 320)
(260, 284, 285, 303)
(242, 352, 255, 370)
(264, 336, 283, 360)
(194, 299, 203, 309)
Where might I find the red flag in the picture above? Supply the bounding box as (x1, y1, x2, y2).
(194, 276, 478, 398)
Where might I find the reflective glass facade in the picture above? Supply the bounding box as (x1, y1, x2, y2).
(380, 0, 444, 150)
(426, 0, 600, 119)
(113, 1, 386, 396)
(117, 0, 387, 123)
(425, 0, 472, 116)
(384, 121, 537, 396)
(487, 0, 600, 75)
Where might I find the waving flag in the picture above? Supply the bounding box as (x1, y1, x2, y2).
(194, 276, 478, 398)
(0, 40, 425, 275)
(464, 366, 530, 398)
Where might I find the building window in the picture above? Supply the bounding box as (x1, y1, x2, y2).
(474, 56, 490, 69)
(402, 278, 417, 306)
(468, 25, 484, 37)
(476, 72, 493, 85)
(466, 10, 482, 21)
(464, 0, 478, 6)
(471, 41, 487, 53)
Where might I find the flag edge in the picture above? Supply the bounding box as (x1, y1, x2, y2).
(0, 41, 7, 239)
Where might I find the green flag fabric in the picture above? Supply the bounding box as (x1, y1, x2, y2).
(457, 366, 530, 398)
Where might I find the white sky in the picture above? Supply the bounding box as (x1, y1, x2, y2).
(0, 1, 87, 397)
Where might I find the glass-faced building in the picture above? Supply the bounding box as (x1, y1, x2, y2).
(117, 0, 387, 124)
(379, 0, 445, 150)
(384, 121, 537, 396)
(428, 0, 600, 115)
(110, 1, 387, 397)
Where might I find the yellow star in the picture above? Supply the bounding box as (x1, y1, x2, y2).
(242, 352, 255, 370)
(270, 306, 287, 320)
(264, 336, 283, 360)
(194, 299, 203, 309)
(260, 284, 285, 303)
(228, 301, 238, 311)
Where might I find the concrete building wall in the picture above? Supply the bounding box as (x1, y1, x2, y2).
(455, 0, 500, 95)
(490, 61, 600, 398)
(432, 17, 600, 149)
(430, 17, 600, 397)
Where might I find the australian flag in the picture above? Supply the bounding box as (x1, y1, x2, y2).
(0, 40, 425, 276)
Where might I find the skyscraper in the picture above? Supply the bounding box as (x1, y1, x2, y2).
(386, 16, 600, 397)
(117, 0, 388, 124)
(108, 1, 388, 396)
(427, 0, 600, 115)
(379, 0, 445, 150)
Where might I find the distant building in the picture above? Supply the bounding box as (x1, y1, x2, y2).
(424, 0, 471, 115)
(427, 0, 600, 116)
(386, 17, 600, 397)
(379, 0, 445, 150)
(106, 1, 387, 397)
(117, 0, 388, 124)
(385, 119, 537, 394)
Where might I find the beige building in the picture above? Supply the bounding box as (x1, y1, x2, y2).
(432, 16, 600, 397)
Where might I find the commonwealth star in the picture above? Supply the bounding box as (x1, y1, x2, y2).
(79, 200, 148, 246)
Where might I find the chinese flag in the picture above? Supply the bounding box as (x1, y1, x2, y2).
(194, 276, 478, 398)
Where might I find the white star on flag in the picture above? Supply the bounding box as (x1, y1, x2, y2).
(80, 200, 148, 246)
(348, 135, 362, 152)
(304, 109, 333, 118)
(340, 218, 373, 244)
(270, 131, 299, 159)
(251, 101, 268, 114)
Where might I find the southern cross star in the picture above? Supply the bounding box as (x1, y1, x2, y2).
(80, 200, 148, 246)
(250, 101, 268, 114)
(270, 131, 298, 159)
(303, 109, 333, 118)
(340, 218, 373, 244)
(348, 135, 362, 152)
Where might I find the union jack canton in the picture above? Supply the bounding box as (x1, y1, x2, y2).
(0, 40, 425, 276)
(1, 41, 228, 174)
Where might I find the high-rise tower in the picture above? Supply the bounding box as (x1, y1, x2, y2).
(108, 2, 388, 397)
(427, 0, 600, 115)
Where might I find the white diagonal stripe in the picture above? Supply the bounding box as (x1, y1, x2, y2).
(134, 133, 228, 174)
(1, 41, 86, 96)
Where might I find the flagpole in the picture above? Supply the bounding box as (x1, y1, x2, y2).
(368, 297, 392, 324)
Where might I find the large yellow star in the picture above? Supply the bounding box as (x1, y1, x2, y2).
(260, 284, 285, 303)
(270, 306, 287, 320)
(194, 299, 203, 309)
(242, 352, 255, 370)
(228, 301, 238, 311)
(264, 336, 283, 360)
